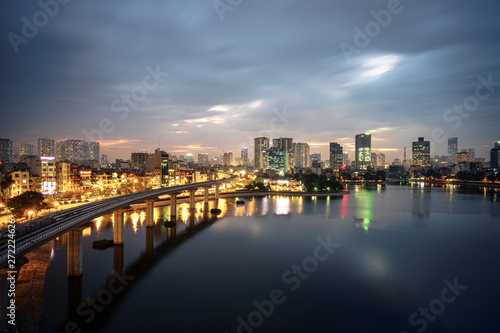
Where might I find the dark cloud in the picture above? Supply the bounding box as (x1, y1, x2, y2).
(1, 0, 499, 161)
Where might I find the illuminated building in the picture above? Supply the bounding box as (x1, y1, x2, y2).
(198, 153, 209, 166)
(329, 142, 343, 169)
(455, 151, 471, 165)
(9, 170, 34, 197)
(41, 157, 57, 194)
(241, 146, 249, 166)
(0, 138, 13, 163)
(88, 141, 100, 161)
(56, 139, 90, 162)
(491, 141, 500, 170)
(376, 153, 386, 169)
(56, 162, 72, 192)
(273, 137, 294, 170)
(268, 148, 288, 172)
(294, 143, 310, 168)
(223, 152, 233, 166)
(254, 137, 270, 170)
(412, 137, 431, 167)
(37, 138, 55, 158)
(448, 137, 458, 163)
(355, 133, 371, 170)
(20, 143, 35, 157)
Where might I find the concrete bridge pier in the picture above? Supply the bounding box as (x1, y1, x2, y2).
(145, 199, 156, 227)
(170, 193, 180, 221)
(215, 185, 220, 201)
(188, 189, 196, 212)
(204, 187, 210, 208)
(113, 209, 128, 245)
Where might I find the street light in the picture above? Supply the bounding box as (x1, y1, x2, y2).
(28, 211, 34, 220)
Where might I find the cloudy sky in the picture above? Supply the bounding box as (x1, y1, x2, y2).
(1, 0, 499, 162)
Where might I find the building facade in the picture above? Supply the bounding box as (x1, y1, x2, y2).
(19, 143, 35, 157)
(254, 137, 270, 170)
(448, 137, 458, 163)
(294, 143, 310, 168)
(329, 142, 343, 169)
(412, 137, 431, 167)
(38, 138, 55, 158)
(491, 141, 500, 170)
(0, 138, 13, 163)
(355, 133, 372, 170)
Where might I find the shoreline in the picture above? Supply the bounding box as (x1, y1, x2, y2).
(387, 179, 500, 188)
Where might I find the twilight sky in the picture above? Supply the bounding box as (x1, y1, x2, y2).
(1, 0, 499, 162)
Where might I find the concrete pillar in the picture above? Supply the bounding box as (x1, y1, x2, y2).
(67, 229, 82, 277)
(204, 187, 210, 207)
(113, 210, 124, 245)
(170, 193, 178, 220)
(145, 199, 156, 227)
(113, 244, 124, 276)
(189, 189, 196, 211)
(146, 226, 154, 256)
(215, 185, 220, 201)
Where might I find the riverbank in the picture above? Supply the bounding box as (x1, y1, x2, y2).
(387, 179, 500, 188)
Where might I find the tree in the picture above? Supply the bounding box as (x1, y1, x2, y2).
(7, 191, 46, 220)
(0, 175, 14, 197)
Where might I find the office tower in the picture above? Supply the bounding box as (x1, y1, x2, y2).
(0, 138, 13, 163)
(467, 148, 476, 161)
(268, 148, 288, 172)
(343, 153, 349, 167)
(19, 143, 35, 157)
(223, 152, 233, 166)
(491, 141, 500, 170)
(186, 154, 193, 162)
(254, 137, 270, 170)
(88, 142, 100, 161)
(101, 154, 108, 164)
(311, 153, 321, 163)
(355, 133, 372, 170)
(329, 142, 343, 169)
(38, 138, 56, 158)
(376, 153, 386, 169)
(448, 137, 458, 163)
(56, 139, 89, 162)
(131, 152, 148, 165)
(455, 152, 472, 165)
(198, 153, 209, 166)
(241, 146, 249, 166)
(412, 137, 431, 167)
(294, 143, 310, 168)
(273, 137, 294, 170)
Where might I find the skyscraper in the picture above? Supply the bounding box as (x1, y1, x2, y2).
(448, 137, 458, 163)
(412, 137, 431, 167)
(198, 153, 209, 166)
(241, 146, 249, 165)
(56, 140, 89, 162)
(254, 137, 270, 170)
(0, 138, 13, 163)
(355, 133, 371, 170)
(268, 148, 288, 172)
(294, 143, 310, 168)
(38, 138, 55, 158)
(376, 153, 386, 169)
(490, 141, 500, 170)
(223, 152, 233, 166)
(467, 148, 476, 161)
(329, 142, 343, 169)
(19, 143, 35, 157)
(273, 137, 294, 170)
(88, 142, 100, 161)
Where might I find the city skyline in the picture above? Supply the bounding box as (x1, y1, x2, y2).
(2, 1, 500, 162)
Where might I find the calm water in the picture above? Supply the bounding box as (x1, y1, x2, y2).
(11, 184, 500, 332)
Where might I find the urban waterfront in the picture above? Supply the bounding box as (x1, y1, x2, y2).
(6, 184, 498, 332)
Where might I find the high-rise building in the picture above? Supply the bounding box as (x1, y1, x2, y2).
(273, 137, 294, 170)
(311, 153, 321, 163)
(376, 153, 386, 169)
(455, 152, 472, 165)
(355, 133, 372, 170)
(448, 137, 458, 163)
(198, 153, 209, 166)
(19, 143, 35, 157)
(40, 157, 57, 195)
(467, 148, 476, 161)
(186, 154, 193, 163)
(56, 139, 90, 162)
(343, 153, 349, 167)
(491, 141, 500, 170)
(0, 138, 13, 162)
(412, 137, 431, 167)
(294, 143, 310, 168)
(329, 142, 343, 169)
(268, 148, 288, 172)
(38, 138, 55, 158)
(223, 152, 233, 166)
(241, 146, 249, 166)
(88, 142, 100, 161)
(254, 137, 270, 170)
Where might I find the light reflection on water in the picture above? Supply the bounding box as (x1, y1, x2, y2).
(7, 185, 500, 332)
